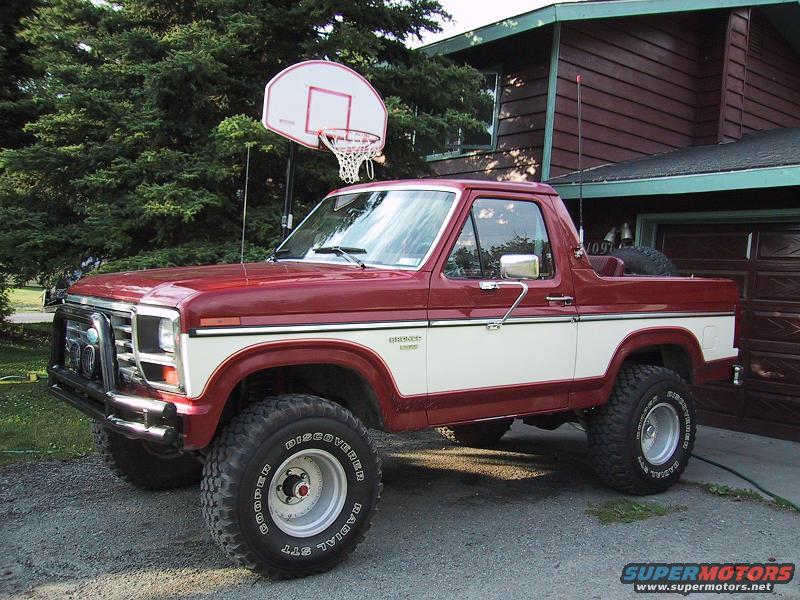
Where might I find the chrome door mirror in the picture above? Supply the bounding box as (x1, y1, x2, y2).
(500, 254, 540, 279)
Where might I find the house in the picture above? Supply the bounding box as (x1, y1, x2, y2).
(422, 0, 800, 441)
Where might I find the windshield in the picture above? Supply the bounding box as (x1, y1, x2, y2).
(275, 189, 457, 269)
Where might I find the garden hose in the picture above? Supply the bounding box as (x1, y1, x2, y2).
(0, 371, 47, 385)
(570, 423, 798, 511)
(692, 453, 800, 512)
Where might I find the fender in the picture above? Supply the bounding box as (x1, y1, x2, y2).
(570, 326, 711, 409)
(168, 338, 424, 449)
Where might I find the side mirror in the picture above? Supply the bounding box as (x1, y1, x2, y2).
(500, 254, 540, 279)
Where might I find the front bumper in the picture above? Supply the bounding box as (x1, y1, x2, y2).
(48, 303, 181, 446)
(49, 366, 180, 444)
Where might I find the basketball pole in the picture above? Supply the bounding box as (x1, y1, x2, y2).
(281, 142, 297, 241)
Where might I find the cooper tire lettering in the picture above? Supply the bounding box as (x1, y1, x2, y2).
(587, 365, 696, 495)
(315, 503, 364, 551)
(202, 394, 381, 578)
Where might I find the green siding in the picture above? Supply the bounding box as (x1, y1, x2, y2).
(552, 165, 800, 199)
(541, 24, 561, 182)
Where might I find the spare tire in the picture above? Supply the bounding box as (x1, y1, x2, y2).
(611, 246, 679, 276)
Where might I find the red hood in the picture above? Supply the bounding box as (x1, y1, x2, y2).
(70, 263, 242, 304)
(68, 261, 430, 330)
(68, 262, 405, 304)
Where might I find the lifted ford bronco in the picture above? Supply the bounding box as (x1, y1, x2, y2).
(49, 179, 740, 578)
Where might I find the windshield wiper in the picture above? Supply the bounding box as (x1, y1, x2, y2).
(313, 246, 367, 268)
(267, 248, 291, 262)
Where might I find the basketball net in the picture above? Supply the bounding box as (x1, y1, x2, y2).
(318, 128, 381, 184)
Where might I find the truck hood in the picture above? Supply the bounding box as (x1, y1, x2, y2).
(68, 262, 393, 304)
(68, 261, 429, 330)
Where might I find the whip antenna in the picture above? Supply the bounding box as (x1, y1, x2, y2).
(240, 145, 251, 263)
(577, 73, 584, 244)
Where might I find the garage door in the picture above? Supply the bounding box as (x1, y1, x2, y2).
(657, 222, 800, 441)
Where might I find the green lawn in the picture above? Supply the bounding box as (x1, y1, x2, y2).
(8, 286, 45, 312)
(0, 323, 93, 466)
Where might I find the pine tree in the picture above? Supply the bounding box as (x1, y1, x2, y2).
(0, 0, 488, 284)
(1, 0, 41, 149)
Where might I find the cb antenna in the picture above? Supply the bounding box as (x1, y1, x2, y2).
(240, 145, 251, 263)
(577, 73, 584, 244)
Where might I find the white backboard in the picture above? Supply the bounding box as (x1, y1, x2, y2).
(262, 60, 388, 150)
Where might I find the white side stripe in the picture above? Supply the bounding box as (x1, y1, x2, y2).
(191, 311, 735, 336)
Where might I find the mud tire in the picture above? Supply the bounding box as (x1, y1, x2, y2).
(587, 365, 695, 495)
(611, 246, 679, 276)
(201, 394, 381, 578)
(92, 423, 202, 491)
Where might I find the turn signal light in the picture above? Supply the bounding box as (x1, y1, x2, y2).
(200, 316, 241, 327)
(162, 366, 179, 386)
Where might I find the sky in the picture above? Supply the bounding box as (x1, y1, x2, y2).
(411, 0, 563, 48)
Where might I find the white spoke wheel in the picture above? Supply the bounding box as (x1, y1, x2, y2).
(268, 449, 348, 537)
(587, 364, 695, 495)
(640, 403, 680, 466)
(201, 394, 381, 579)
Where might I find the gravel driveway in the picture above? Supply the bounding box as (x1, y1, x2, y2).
(1, 425, 798, 599)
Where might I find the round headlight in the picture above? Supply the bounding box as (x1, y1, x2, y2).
(67, 340, 81, 369)
(158, 318, 175, 353)
(81, 344, 97, 377)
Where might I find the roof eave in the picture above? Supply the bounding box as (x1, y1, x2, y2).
(551, 165, 800, 199)
(422, 0, 799, 56)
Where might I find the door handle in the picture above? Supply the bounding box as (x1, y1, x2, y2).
(479, 281, 528, 330)
(545, 295, 574, 306)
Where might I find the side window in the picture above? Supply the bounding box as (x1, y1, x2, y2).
(444, 215, 482, 278)
(445, 198, 554, 279)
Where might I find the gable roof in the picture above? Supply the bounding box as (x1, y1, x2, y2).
(423, 0, 800, 56)
(546, 128, 800, 198)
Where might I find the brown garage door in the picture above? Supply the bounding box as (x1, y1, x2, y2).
(657, 221, 800, 441)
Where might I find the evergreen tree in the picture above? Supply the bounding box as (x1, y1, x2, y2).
(1, 0, 41, 149)
(0, 0, 487, 284)
(0, 0, 42, 315)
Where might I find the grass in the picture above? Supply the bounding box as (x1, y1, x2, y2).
(706, 483, 763, 501)
(774, 497, 800, 512)
(703, 483, 800, 513)
(0, 322, 52, 373)
(0, 323, 93, 466)
(586, 498, 686, 524)
(8, 286, 45, 312)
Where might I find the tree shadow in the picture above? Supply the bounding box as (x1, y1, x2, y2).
(1, 425, 605, 598)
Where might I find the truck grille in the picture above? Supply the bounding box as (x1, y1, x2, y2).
(64, 306, 141, 386)
(111, 313, 140, 384)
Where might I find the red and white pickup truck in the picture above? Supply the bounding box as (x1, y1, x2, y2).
(49, 179, 740, 578)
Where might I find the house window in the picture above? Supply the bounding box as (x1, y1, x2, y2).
(420, 70, 501, 159)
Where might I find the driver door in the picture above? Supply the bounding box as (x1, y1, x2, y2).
(426, 193, 578, 425)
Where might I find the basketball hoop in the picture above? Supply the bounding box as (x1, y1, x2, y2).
(318, 128, 381, 184)
(262, 61, 388, 231)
